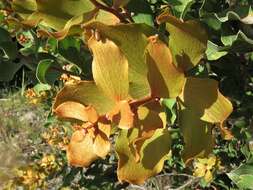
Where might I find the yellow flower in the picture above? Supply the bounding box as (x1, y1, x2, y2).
(60, 74, 81, 84)
(193, 155, 217, 183)
(25, 88, 48, 105)
(25, 88, 37, 99)
(42, 126, 69, 149)
(40, 154, 57, 171)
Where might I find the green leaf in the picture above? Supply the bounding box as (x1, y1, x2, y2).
(161, 98, 177, 125)
(58, 36, 92, 74)
(228, 162, 253, 189)
(36, 59, 61, 85)
(170, 0, 195, 19)
(0, 60, 23, 81)
(17, 30, 38, 56)
(0, 27, 18, 60)
(205, 41, 228, 61)
(157, 14, 208, 72)
(127, 0, 154, 26)
(221, 27, 253, 53)
(33, 83, 52, 94)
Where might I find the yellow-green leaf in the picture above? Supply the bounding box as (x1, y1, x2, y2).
(179, 77, 233, 124)
(132, 105, 165, 162)
(178, 77, 233, 161)
(116, 128, 171, 185)
(146, 37, 186, 98)
(37, 10, 98, 40)
(157, 13, 208, 71)
(88, 37, 129, 101)
(12, 0, 95, 30)
(178, 106, 214, 162)
(84, 22, 155, 99)
(53, 81, 115, 115)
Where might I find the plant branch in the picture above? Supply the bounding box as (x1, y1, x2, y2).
(130, 95, 158, 108)
(89, 0, 129, 23)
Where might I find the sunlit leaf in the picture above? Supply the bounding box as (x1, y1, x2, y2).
(157, 14, 208, 71)
(116, 127, 171, 185)
(12, 0, 119, 39)
(146, 37, 186, 98)
(132, 105, 165, 162)
(67, 130, 98, 167)
(206, 41, 228, 60)
(93, 123, 111, 158)
(12, 0, 95, 30)
(179, 77, 233, 124)
(84, 22, 156, 99)
(53, 81, 116, 115)
(55, 101, 98, 123)
(118, 101, 134, 129)
(228, 161, 253, 189)
(88, 37, 129, 101)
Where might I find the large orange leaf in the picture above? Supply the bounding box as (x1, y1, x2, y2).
(55, 101, 98, 123)
(146, 38, 186, 98)
(93, 123, 111, 158)
(88, 37, 129, 101)
(108, 100, 134, 129)
(53, 81, 115, 115)
(67, 130, 98, 167)
(157, 14, 208, 71)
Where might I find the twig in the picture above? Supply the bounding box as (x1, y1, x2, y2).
(89, 0, 129, 23)
(130, 95, 156, 108)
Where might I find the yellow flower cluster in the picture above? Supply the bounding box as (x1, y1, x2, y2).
(42, 125, 69, 150)
(16, 167, 46, 187)
(40, 154, 59, 172)
(12, 154, 62, 189)
(25, 88, 47, 105)
(193, 155, 221, 183)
